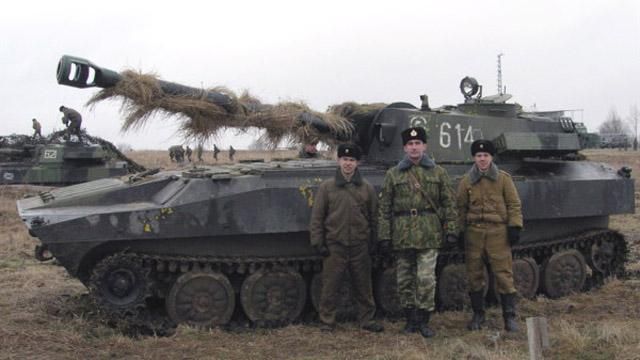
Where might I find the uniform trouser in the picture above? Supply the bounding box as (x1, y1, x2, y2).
(396, 248, 438, 312)
(319, 241, 376, 326)
(465, 223, 516, 294)
(68, 123, 81, 138)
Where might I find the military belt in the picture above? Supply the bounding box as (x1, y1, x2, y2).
(394, 208, 435, 217)
(469, 221, 506, 228)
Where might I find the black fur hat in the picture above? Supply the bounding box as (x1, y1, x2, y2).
(470, 139, 496, 156)
(337, 143, 361, 160)
(401, 127, 427, 145)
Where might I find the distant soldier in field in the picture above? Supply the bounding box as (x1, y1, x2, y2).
(59, 105, 83, 140)
(456, 139, 523, 332)
(213, 144, 220, 161)
(169, 145, 185, 162)
(185, 146, 193, 162)
(229, 145, 236, 161)
(298, 141, 319, 159)
(196, 144, 204, 162)
(31, 118, 42, 139)
(378, 127, 458, 338)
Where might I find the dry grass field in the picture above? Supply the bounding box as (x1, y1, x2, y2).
(1, 149, 639, 360)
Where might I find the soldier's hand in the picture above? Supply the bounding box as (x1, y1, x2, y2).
(378, 240, 392, 255)
(507, 226, 521, 246)
(313, 244, 330, 257)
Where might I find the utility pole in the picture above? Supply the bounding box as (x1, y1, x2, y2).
(497, 53, 504, 95)
(630, 105, 639, 150)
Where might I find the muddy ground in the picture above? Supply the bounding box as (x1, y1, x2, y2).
(0, 149, 639, 360)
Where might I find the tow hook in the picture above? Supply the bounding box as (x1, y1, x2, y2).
(35, 245, 53, 261)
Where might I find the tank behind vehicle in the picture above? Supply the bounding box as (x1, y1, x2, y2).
(17, 56, 635, 330)
(0, 131, 145, 185)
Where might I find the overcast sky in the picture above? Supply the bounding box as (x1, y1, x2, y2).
(1, 0, 638, 149)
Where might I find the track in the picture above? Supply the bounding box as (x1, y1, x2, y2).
(86, 229, 628, 333)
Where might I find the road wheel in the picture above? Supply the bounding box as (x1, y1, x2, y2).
(165, 271, 235, 327)
(241, 269, 306, 326)
(542, 249, 587, 299)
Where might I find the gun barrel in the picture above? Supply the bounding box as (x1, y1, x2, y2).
(56, 55, 233, 108)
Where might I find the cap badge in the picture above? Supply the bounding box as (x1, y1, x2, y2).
(410, 130, 417, 136)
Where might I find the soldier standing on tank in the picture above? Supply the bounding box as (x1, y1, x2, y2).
(31, 118, 42, 139)
(309, 143, 384, 333)
(185, 146, 193, 162)
(213, 144, 220, 161)
(59, 105, 83, 141)
(229, 145, 236, 161)
(378, 127, 458, 338)
(456, 139, 523, 332)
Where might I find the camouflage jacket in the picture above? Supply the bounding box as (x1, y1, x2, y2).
(456, 163, 523, 231)
(378, 156, 458, 250)
(310, 168, 377, 247)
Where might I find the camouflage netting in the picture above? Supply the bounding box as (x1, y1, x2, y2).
(87, 70, 386, 148)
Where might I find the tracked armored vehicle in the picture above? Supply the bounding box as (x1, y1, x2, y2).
(17, 56, 635, 330)
(1, 131, 145, 185)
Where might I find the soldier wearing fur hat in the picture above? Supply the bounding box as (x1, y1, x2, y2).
(309, 143, 383, 333)
(378, 127, 459, 338)
(456, 139, 523, 332)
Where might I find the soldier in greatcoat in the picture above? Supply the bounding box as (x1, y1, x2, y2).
(309, 144, 384, 333)
(378, 127, 458, 338)
(456, 139, 523, 332)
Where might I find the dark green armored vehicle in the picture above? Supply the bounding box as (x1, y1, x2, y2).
(17, 56, 635, 330)
(1, 132, 144, 185)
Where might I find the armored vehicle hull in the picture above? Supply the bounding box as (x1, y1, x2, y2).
(16, 56, 635, 330)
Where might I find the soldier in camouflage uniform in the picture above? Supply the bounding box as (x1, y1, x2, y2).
(378, 127, 458, 338)
(309, 144, 384, 333)
(456, 139, 523, 332)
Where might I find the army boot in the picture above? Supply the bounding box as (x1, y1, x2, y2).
(402, 306, 417, 334)
(500, 293, 519, 332)
(415, 309, 436, 338)
(467, 291, 486, 331)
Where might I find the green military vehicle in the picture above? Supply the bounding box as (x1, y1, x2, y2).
(0, 131, 145, 185)
(17, 56, 635, 333)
